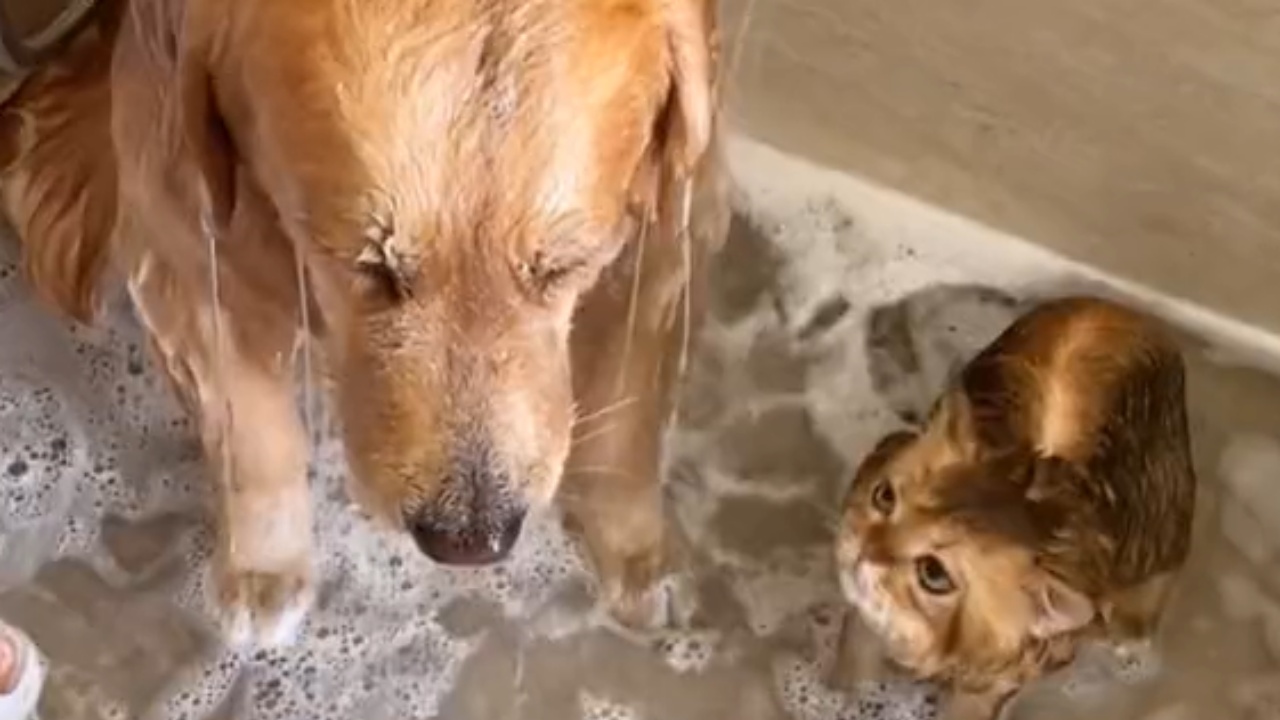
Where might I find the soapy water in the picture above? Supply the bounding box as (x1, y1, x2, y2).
(0, 139, 1185, 720)
(770, 603, 936, 720)
(0, 203, 914, 719)
(0, 237, 589, 719)
(765, 604, 1161, 720)
(579, 692, 642, 720)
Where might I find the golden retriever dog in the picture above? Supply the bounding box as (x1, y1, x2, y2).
(0, 0, 727, 647)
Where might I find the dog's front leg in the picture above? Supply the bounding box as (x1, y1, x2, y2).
(129, 254, 314, 648)
(564, 216, 714, 629)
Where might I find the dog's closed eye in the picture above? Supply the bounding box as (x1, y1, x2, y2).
(356, 221, 415, 301)
(518, 225, 629, 298)
(517, 252, 588, 294)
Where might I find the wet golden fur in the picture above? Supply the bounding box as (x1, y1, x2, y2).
(834, 297, 1196, 719)
(0, 0, 728, 645)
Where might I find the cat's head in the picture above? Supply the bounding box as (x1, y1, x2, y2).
(835, 397, 1097, 680)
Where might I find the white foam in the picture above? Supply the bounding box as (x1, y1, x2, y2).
(654, 629, 721, 675)
(578, 691, 642, 720)
(727, 136, 1280, 378)
(774, 652, 935, 720)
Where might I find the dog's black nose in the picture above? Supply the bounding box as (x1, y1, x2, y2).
(407, 509, 525, 566)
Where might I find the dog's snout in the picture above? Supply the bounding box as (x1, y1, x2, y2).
(405, 457, 528, 565)
(407, 508, 525, 565)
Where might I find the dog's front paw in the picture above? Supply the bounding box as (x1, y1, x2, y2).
(213, 563, 315, 649)
(600, 548, 697, 632)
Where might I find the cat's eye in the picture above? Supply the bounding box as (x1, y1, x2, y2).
(870, 479, 896, 515)
(915, 555, 956, 595)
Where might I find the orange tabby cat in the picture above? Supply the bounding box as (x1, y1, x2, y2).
(832, 297, 1196, 720)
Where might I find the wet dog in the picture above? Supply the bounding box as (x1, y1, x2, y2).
(0, 0, 728, 645)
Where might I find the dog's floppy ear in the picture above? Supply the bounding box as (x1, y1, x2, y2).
(659, 0, 719, 178)
(177, 15, 236, 237)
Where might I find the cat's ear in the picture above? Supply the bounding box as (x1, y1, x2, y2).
(1024, 456, 1083, 503)
(869, 430, 918, 462)
(849, 430, 917, 493)
(1025, 571, 1095, 639)
(926, 392, 979, 461)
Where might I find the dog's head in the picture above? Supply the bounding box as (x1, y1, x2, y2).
(178, 0, 719, 564)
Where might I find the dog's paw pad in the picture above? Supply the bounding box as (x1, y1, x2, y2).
(214, 567, 315, 649)
(604, 565, 699, 633)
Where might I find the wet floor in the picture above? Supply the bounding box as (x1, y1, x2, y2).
(0, 139, 1278, 720)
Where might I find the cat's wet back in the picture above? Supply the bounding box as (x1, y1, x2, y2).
(833, 297, 1197, 720)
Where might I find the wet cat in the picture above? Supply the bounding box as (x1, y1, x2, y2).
(832, 297, 1197, 720)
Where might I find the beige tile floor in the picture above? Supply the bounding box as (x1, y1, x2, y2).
(0, 139, 1278, 720)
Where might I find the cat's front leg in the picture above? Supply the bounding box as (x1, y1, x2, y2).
(828, 609, 893, 691)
